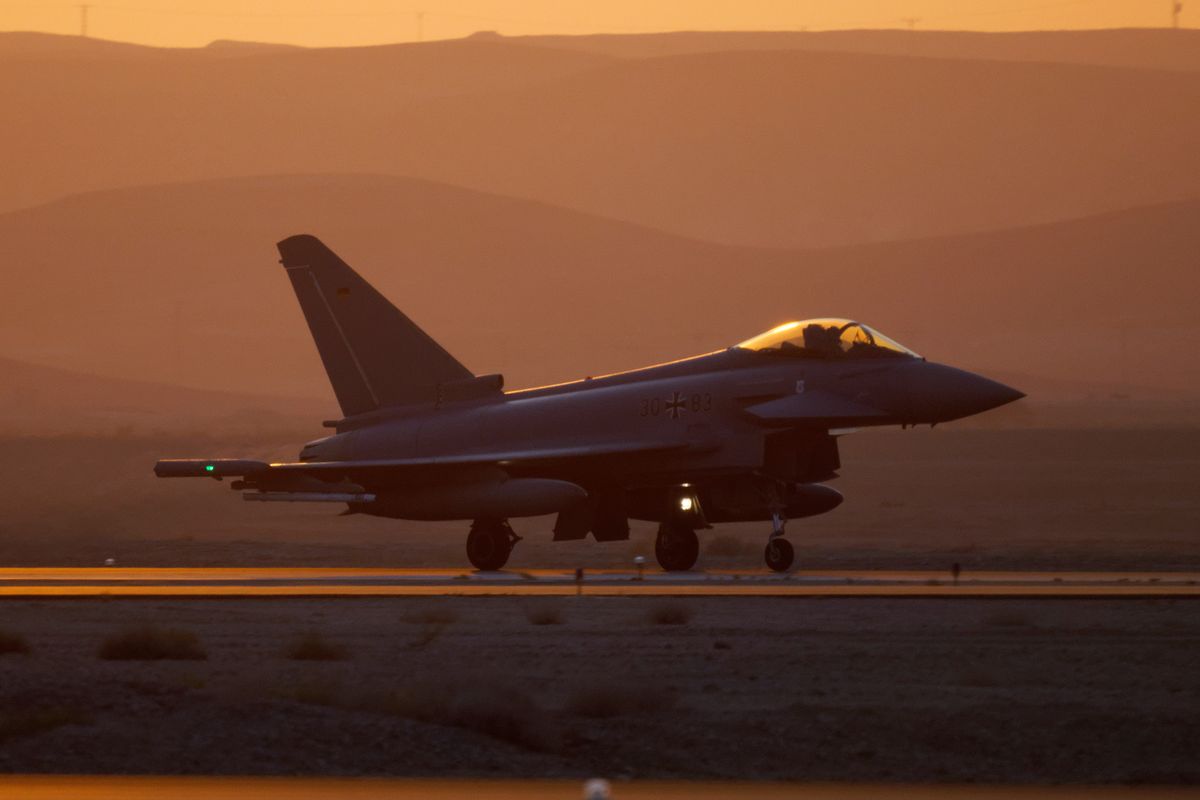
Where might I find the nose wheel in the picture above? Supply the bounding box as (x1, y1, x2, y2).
(764, 510, 794, 573)
(466, 519, 519, 571)
(764, 538, 794, 572)
(655, 520, 699, 571)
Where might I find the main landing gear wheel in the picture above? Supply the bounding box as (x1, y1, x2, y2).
(466, 519, 517, 571)
(764, 538, 794, 573)
(655, 521, 699, 572)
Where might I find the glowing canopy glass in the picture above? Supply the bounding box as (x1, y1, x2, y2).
(736, 319, 919, 360)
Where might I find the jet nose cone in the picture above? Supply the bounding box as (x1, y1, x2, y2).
(989, 380, 1026, 407)
(905, 363, 1025, 424)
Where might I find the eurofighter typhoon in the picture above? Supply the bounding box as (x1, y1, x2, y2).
(156, 236, 1024, 572)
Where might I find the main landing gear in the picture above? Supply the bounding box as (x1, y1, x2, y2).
(655, 520, 699, 572)
(764, 511, 795, 573)
(466, 518, 520, 571)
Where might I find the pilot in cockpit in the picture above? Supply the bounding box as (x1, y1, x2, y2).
(802, 322, 841, 356)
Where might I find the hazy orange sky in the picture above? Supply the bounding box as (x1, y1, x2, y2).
(2, 0, 1191, 47)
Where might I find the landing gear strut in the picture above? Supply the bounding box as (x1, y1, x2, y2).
(763, 510, 794, 573)
(466, 519, 519, 571)
(655, 520, 699, 572)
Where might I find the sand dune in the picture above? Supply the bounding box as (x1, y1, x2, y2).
(1, 175, 1196, 404)
(510, 28, 1200, 72)
(2, 39, 1196, 248)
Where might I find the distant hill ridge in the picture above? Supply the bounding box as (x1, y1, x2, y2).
(0, 356, 325, 435)
(0, 174, 1196, 399)
(5, 28, 1200, 71)
(512, 28, 1200, 72)
(2, 41, 1196, 248)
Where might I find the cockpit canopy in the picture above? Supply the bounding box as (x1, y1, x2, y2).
(736, 319, 919, 361)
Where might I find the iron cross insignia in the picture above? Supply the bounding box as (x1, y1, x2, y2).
(665, 391, 687, 420)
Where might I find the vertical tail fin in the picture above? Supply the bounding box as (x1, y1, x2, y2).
(276, 234, 473, 416)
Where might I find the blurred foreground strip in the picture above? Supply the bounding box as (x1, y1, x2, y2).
(0, 567, 1197, 597)
(0, 778, 1198, 799)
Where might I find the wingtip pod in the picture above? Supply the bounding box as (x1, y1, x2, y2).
(154, 459, 269, 478)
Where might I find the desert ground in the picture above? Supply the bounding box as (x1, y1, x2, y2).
(0, 595, 1195, 782)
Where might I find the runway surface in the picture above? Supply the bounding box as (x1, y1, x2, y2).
(0, 567, 1195, 597)
(2, 777, 1197, 800)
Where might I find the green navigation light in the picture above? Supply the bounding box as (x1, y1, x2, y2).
(204, 464, 215, 472)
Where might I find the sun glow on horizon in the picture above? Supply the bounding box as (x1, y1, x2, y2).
(1, 0, 1190, 49)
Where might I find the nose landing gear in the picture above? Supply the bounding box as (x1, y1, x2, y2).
(764, 510, 794, 573)
(466, 518, 520, 571)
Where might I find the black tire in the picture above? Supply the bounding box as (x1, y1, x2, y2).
(655, 521, 699, 571)
(466, 521, 512, 571)
(764, 538, 794, 573)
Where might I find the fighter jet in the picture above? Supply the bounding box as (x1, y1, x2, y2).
(156, 235, 1023, 572)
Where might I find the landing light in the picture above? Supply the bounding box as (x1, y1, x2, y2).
(679, 496, 694, 512)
